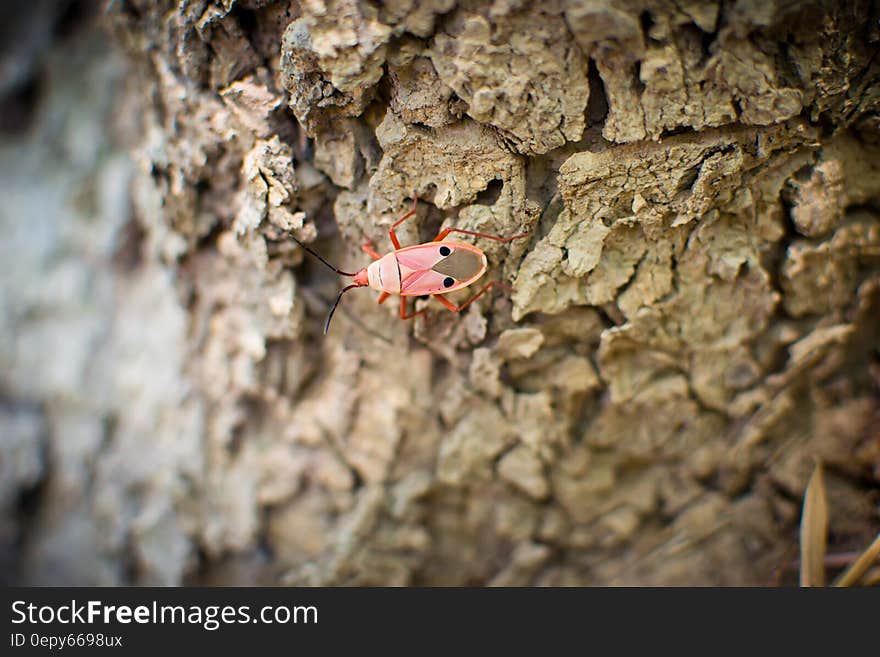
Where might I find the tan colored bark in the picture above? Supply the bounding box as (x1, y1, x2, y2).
(3, 0, 879, 585)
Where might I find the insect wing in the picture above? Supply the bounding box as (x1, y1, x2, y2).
(395, 242, 486, 295)
(395, 245, 444, 270)
(401, 269, 457, 294)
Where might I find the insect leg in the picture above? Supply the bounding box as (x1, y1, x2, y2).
(377, 292, 390, 305)
(432, 227, 529, 243)
(399, 296, 427, 320)
(388, 196, 419, 250)
(362, 240, 382, 259)
(435, 282, 505, 313)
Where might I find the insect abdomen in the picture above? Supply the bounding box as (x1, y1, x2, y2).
(367, 253, 401, 293)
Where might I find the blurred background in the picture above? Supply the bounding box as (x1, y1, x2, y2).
(1, 1, 158, 584)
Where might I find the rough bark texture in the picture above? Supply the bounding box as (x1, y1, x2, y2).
(2, 0, 880, 585)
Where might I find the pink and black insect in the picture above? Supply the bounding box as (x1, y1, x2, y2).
(293, 199, 528, 334)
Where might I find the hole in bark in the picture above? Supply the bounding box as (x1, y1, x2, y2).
(663, 125, 697, 138)
(412, 189, 444, 242)
(676, 165, 700, 194)
(231, 4, 258, 35)
(639, 11, 655, 40)
(53, 0, 95, 39)
(15, 471, 46, 521)
(792, 163, 814, 183)
(633, 61, 646, 95)
(0, 65, 45, 135)
(194, 213, 226, 251)
(475, 179, 504, 206)
(700, 30, 716, 62)
(586, 59, 608, 127)
(2, 401, 48, 585)
(0, 73, 44, 135)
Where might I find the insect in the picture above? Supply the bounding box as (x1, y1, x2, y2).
(292, 198, 528, 334)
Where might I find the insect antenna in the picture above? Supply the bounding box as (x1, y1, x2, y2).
(291, 235, 357, 277)
(324, 284, 360, 334)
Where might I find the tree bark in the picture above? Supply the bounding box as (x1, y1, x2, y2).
(3, 0, 880, 585)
